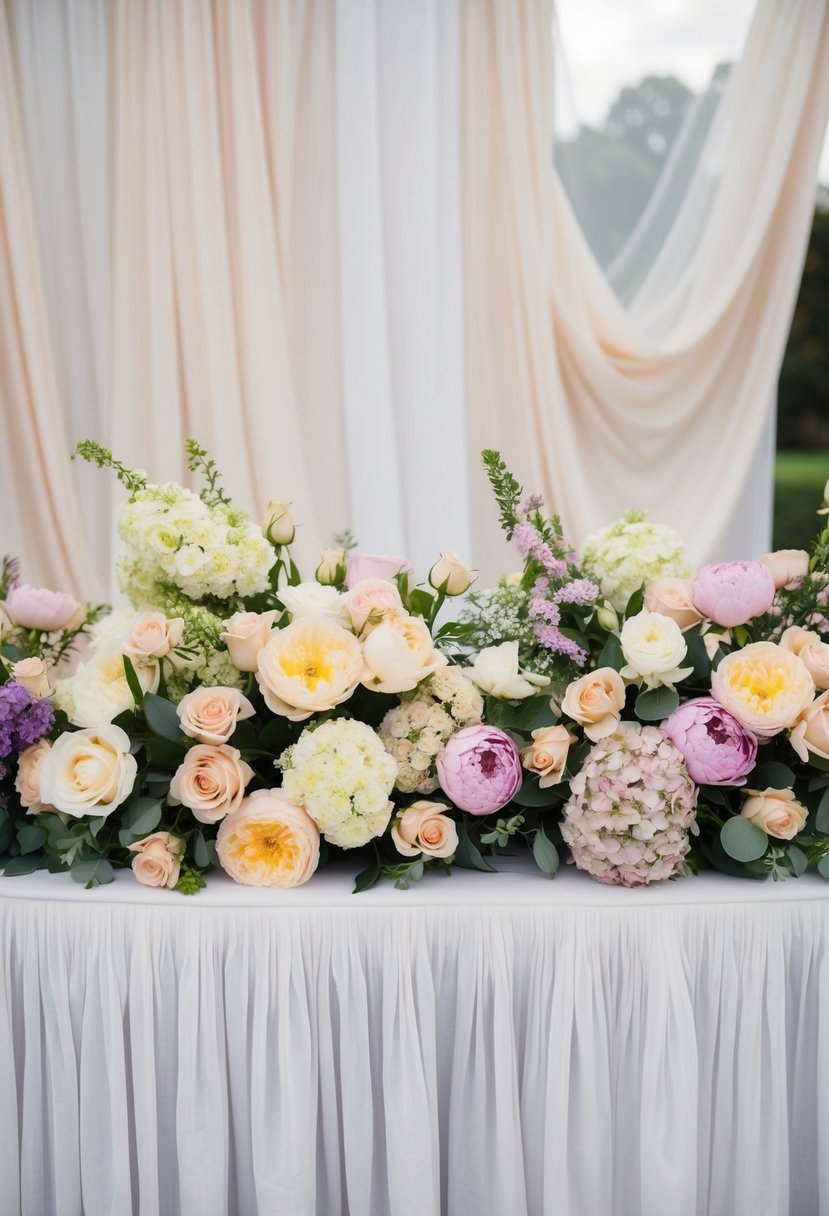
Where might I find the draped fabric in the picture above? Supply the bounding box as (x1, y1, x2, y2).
(462, 0, 829, 576)
(2, 865, 828, 1216)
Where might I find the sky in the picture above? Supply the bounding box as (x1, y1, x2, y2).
(555, 0, 829, 184)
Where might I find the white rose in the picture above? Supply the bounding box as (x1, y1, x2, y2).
(316, 548, 347, 586)
(428, 551, 477, 596)
(465, 641, 549, 700)
(619, 611, 693, 687)
(263, 500, 295, 546)
(361, 614, 448, 694)
(279, 582, 350, 625)
(38, 725, 138, 818)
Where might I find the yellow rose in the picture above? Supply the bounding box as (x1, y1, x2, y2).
(216, 789, 319, 887)
(129, 832, 183, 889)
(711, 642, 814, 737)
(643, 579, 703, 631)
(12, 657, 52, 699)
(15, 739, 53, 813)
(780, 627, 829, 691)
(520, 724, 575, 787)
(220, 611, 277, 672)
(176, 686, 256, 745)
(391, 800, 458, 858)
(561, 668, 626, 742)
(789, 689, 829, 762)
(257, 617, 363, 720)
(740, 788, 808, 840)
(38, 725, 137, 818)
(361, 614, 447, 694)
(168, 744, 255, 824)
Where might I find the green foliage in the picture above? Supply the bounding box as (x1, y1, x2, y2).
(74, 440, 148, 495)
(176, 867, 207, 895)
(532, 824, 560, 877)
(481, 450, 522, 539)
(772, 451, 829, 551)
(720, 817, 768, 864)
(185, 438, 231, 507)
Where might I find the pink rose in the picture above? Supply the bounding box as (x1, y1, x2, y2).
(643, 579, 703, 631)
(12, 657, 51, 699)
(123, 613, 184, 660)
(168, 744, 255, 824)
(220, 611, 277, 672)
(761, 550, 810, 591)
(5, 584, 83, 631)
(345, 552, 411, 590)
(342, 578, 404, 632)
(690, 561, 776, 628)
(176, 686, 256, 745)
(128, 832, 183, 888)
(15, 739, 53, 813)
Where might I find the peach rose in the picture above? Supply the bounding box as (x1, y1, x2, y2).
(561, 668, 627, 742)
(643, 579, 703, 631)
(15, 739, 53, 813)
(128, 832, 183, 889)
(789, 689, 829, 762)
(711, 642, 814, 737)
(761, 550, 810, 590)
(342, 578, 404, 632)
(123, 612, 184, 660)
(362, 613, 447, 694)
(520, 724, 576, 788)
(780, 626, 829, 690)
(12, 657, 51, 699)
(168, 744, 254, 824)
(216, 788, 320, 887)
(176, 686, 256, 745)
(38, 725, 137, 818)
(740, 788, 808, 841)
(257, 617, 364, 720)
(391, 800, 458, 858)
(220, 611, 277, 672)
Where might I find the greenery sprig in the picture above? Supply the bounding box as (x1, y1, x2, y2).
(185, 438, 231, 508)
(481, 449, 522, 539)
(74, 441, 149, 495)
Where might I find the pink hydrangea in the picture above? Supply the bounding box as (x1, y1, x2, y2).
(437, 725, 522, 815)
(662, 697, 758, 786)
(690, 561, 775, 628)
(561, 725, 697, 886)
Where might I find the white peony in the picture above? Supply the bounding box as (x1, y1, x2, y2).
(361, 614, 447, 694)
(278, 582, 350, 626)
(54, 649, 159, 728)
(619, 611, 693, 688)
(465, 640, 549, 700)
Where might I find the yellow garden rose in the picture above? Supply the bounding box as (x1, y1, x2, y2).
(256, 617, 363, 720)
(216, 789, 320, 887)
(711, 641, 814, 737)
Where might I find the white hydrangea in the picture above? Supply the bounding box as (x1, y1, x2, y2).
(379, 666, 484, 793)
(279, 719, 397, 849)
(53, 649, 159, 728)
(582, 509, 691, 613)
(116, 482, 274, 605)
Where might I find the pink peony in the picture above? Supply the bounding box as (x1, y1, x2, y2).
(662, 697, 758, 786)
(5, 584, 83, 631)
(561, 725, 697, 886)
(690, 561, 775, 628)
(437, 725, 522, 815)
(345, 552, 412, 589)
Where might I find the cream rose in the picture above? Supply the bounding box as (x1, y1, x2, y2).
(428, 551, 476, 596)
(263, 500, 295, 546)
(761, 549, 810, 590)
(391, 800, 458, 858)
(123, 612, 184, 660)
(619, 611, 692, 687)
(740, 788, 808, 840)
(520, 724, 576, 788)
(257, 617, 363, 720)
(279, 582, 350, 626)
(176, 686, 256, 745)
(643, 579, 703, 631)
(342, 578, 404, 632)
(789, 689, 829, 762)
(561, 668, 627, 742)
(55, 649, 160, 728)
(711, 642, 814, 737)
(38, 725, 137, 818)
(780, 626, 829, 691)
(362, 614, 447, 694)
(15, 739, 53, 813)
(128, 832, 183, 889)
(465, 641, 549, 700)
(168, 744, 255, 824)
(220, 610, 277, 673)
(12, 657, 51, 699)
(216, 788, 320, 887)
(315, 548, 346, 586)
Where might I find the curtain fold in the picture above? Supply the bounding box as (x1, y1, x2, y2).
(462, 0, 829, 576)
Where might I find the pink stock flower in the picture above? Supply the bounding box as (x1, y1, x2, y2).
(437, 725, 522, 815)
(690, 561, 775, 628)
(5, 584, 82, 632)
(662, 697, 758, 786)
(345, 552, 412, 589)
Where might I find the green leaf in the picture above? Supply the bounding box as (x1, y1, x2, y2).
(624, 586, 645, 619)
(511, 777, 566, 807)
(517, 695, 558, 732)
(806, 753, 829, 773)
(17, 824, 46, 855)
(734, 625, 750, 648)
(192, 831, 211, 869)
(720, 817, 768, 863)
(818, 855, 829, 880)
(407, 588, 435, 619)
(70, 857, 114, 889)
(145, 736, 186, 769)
(532, 824, 560, 876)
(122, 655, 145, 708)
(698, 784, 731, 808)
(143, 692, 184, 742)
(635, 685, 679, 722)
(118, 797, 162, 842)
(683, 631, 711, 681)
(816, 787, 829, 834)
(788, 844, 808, 877)
(259, 717, 294, 755)
(808, 776, 829, 792)
(454, 820, 497, 872)
(353, 861, 381, 893)
(596, 634, 624, 672)
(3, 854, 42, 877)
(111, 709, 139, 733)
(229, 720, 258, 752)
(753, 761, 796, 789)
(0, 805, 14, 854)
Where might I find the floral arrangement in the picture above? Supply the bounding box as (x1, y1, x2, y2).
(1, 441, 829, 894)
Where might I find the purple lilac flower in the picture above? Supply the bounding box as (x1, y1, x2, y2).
(555, 578, 600, 606)
(517, 492, 544, 516)
(529, 597, 561, 625)
(0, 682, 55, 762)
(535, 625, 588, 665)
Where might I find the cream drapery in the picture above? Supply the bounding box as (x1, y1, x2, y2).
(462, 0, 829, 574)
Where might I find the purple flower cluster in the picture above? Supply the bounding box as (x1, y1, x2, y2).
(0, 682, 55, 777)
(512, 523, 568, 579)
(517, 492, 545, 516)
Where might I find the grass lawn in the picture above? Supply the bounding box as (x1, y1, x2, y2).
(773, 450, 829, 550)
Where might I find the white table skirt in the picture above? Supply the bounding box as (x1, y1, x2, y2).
(1, 860, 828, 1216)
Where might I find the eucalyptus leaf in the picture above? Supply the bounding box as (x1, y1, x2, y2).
(17, 824, 46, 855)
(721, 817, 768, 863)
(532, 824, 560, 877)
(193, 831, 211, 869)
(3, 854, 43, 877)
(634, 685, 679, 722)
(353, 862, 381, 894)
(684, 631, 711, 681)
(454, 821, 497, 872)
(143, 693, 184, 742)
(787, 844, 808, 877)
(70, 857, 114, 888)
(818, 855, 829, 880)
(119, 797, 163, 838)
(816, 787, 829, 834)
(596, 634, 624, 672)
(753, 761, 796, 789)
(511, 777, 566, 808)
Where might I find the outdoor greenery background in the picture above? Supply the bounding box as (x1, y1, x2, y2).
(557, 72, 829, 554)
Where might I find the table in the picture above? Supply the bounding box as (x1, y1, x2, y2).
(2, 859, 828, 1216)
